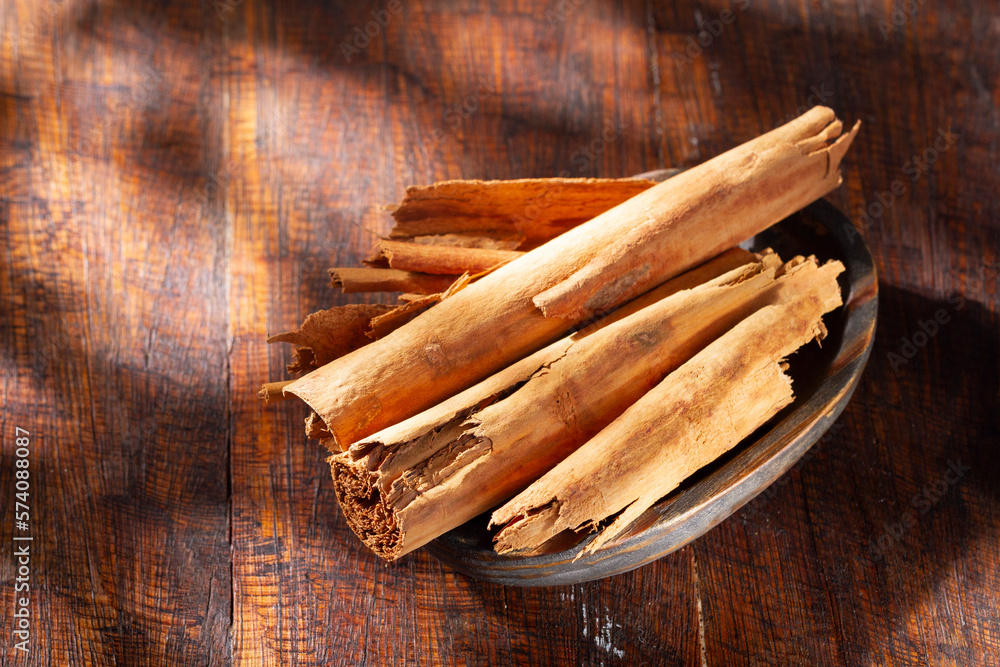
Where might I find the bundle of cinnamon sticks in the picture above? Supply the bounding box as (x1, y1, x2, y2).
(262, 107, 859, 561)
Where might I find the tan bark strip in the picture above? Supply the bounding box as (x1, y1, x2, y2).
(287, 107, 859, 448)
(330, 249, 781, 560)
(258, 380, 293, 402)
(491, 259, 845, 556)
(532, 116, 859, 319)
(329, 267, 459, 295)
(365, 239, 523, 275)
(389, 177, 658, 251)
(404, 233, 521, 250)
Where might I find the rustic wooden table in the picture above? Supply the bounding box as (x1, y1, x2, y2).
(1, 0, 997, 664)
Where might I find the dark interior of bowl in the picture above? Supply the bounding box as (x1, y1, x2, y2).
(424, 199, 878, 587)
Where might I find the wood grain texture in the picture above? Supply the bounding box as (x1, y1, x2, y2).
(0, 0, 997, 666)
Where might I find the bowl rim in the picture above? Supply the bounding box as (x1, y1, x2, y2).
(425, 198, 879, 586)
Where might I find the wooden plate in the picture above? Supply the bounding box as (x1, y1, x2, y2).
(424, 197, 878, 586)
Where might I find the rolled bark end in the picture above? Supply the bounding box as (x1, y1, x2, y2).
(331, 455, 403, 561)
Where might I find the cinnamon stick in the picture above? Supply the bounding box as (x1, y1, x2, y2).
(330, 267, 458, 295)
(334, 178, 664, 296)
(399, 233, 521, 250)
(258, 380, 293, 402)
(389, 177, 658, 250)
(365, 239, 522, 275)
(269, 273, 474, 383)
(491, 258, 844, 555)
(287, 107, 859, 448)
(331, 249, 813, 560)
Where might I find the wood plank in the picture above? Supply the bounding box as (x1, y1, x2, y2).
(0, 0, 232, 664)
(1, 0, 998, 664)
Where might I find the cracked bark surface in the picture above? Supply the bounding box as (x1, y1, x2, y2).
(287, 107, 859, 449)
(492, 257, 845, 556)
(329, 249, 842, 561)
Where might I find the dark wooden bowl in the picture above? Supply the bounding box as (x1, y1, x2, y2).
(424, 196, 878, 586)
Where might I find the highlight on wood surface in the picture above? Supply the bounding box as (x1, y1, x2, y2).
(490, 257, 845, 556)
(285, 107, 859, 449)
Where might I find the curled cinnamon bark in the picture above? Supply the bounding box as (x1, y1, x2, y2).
(329, 268, 458, 295)
(331, 249, 812, 560)
(491, 258, 845, 556)
(287, 107, 859, 450)
(389, 177, 658, 250)
(365, 239, 522, 275)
